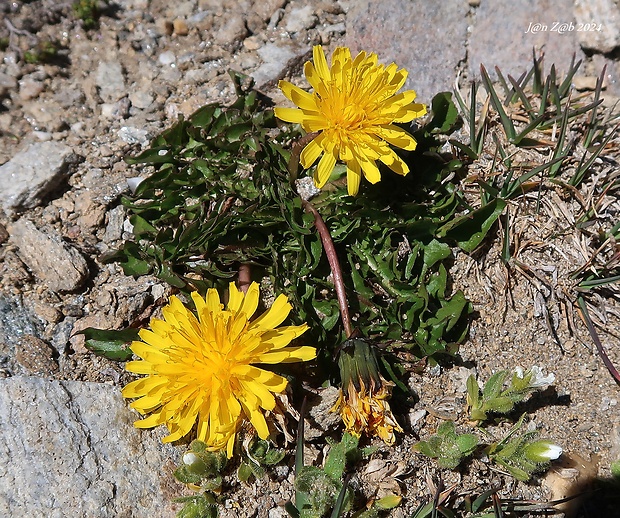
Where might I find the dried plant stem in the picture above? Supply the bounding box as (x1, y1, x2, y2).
(238, 263, 252, 294)
(287, 131, 319, 180)
(302, 199, 353, 338)
(578, 296, 620, 386)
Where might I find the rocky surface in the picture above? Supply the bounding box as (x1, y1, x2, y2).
(0, 0, 619, 517)
(0, 377, 181, 517)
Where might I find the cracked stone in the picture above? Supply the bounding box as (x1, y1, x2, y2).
(9, 218, 89, 293)
(0, 141, 75, 215)
(0, 376, 181, 517)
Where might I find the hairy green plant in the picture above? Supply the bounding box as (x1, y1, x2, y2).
(466, 367, 554, 423)
(413, 421, 478, 469)
(486, 416, 562, 482)
(237, 438, 286, 483)
(174, 440, 227, 493)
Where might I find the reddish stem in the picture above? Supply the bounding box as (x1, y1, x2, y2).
(301, 199, 353, 338)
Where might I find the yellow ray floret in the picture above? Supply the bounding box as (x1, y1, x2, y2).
(275, 45, 427, 195)
(122, 282, 315, 457)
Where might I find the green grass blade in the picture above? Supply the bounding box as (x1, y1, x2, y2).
(532, 48, 543, 95)
(549, 93, 572, 177)
(558, 53, 583, 98)
(584, 64, 606, 148)
(507, 74, 534, 119)
(481, 64, 516, 140)
(329, 473, 351, 518)
(578, 275, 620, 289)
(537, 74, 551, 117)
(570, 122, 619, 186)
(505, 155, 566, 198)
(494, 66, 511, 99)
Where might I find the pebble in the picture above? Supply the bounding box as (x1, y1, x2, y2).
(9, 218, 89, 293)
(18, 75, 45, 101)
(24, 99, 67, 132)
(573, 75, 600, 91)
(0, 141, 74, 215)
(214, 15, 248, 45)
(104, 205, 126, 243)
(253, 42, 306, 86)
(158, 50, 176, 66)
(100, 98, 131, 119)
(95, 61, 126, 103)
(117, 126, 150, 146)
(173, 18, 189, 36)
(129, 90, 154, 110)
(284, 5, 318, 33)
(33, 131, 52, 141)
(32, 300, 63, 324)
(0, 71, 18, 98)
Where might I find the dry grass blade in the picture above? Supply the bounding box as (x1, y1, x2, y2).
(577, 296, 620, 386)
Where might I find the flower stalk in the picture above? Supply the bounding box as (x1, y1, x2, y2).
(301, 199, 353, 338)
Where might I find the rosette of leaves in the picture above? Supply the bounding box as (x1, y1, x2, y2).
(413, 421, 478, 469)
(104, 73, 497, 360)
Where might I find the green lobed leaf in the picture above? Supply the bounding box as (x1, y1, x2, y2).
(79, 327, 140, 361)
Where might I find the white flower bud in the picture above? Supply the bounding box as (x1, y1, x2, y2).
(525, 440, 562, 462)
(183, 452, 199, 466)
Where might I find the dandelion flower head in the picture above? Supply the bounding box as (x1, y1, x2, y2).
(275, 45, 427, 195)
(122, 282, 315, 457)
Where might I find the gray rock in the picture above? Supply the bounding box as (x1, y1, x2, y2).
(95, 61, 126, 103)
(158, 50, 177, 66)
(9, 218, 89, 293)
(469, 0, 583, 84)
(574, 0, 620, 54)
(0, 72, 18, 98)
(118, 126, 150, 147)
(18, 75, 45, 101)
(0, 296, 42, 376)
(104, 205, 126, 243)
(252, 42, 308, 86)
(0, 141, 74, 214)
(0, 376, 180, 518)
(305, 386, 341, 440)
(214, 14, 249, 45)
(284, 5, 318, 33)
(345, 0, 469, 103)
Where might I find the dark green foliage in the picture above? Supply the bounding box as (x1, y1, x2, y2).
(104, 74, 481, 362)
(78, 327, 139, 361)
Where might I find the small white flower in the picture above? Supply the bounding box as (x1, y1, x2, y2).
(183, 452, 199, 466)
(541, 443, 563, 460)
(514, 365, 555, 389)
(525, 440, 563, 463)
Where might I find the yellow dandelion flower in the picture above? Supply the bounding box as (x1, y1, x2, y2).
(275, 45, 427, 196)
(332, 338, 403, 444)
(122, 282, 315, 457)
